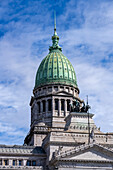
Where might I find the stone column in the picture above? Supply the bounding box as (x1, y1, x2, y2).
(73, 88, 75, 97)
(64, 99, 67, 117)
(34, 102, 38, 120)
(46, 99, 48, 117)
(70, 99, 73, 112)
(40, 100, 43, 113)
(17, 160, 19, 166)
(58, 99, 61, 116)
(52, 86, 54, 93)
(46, 99, 48, 112)
(2, 159, 4, 166)
(23, 159, 27, 166)
(9, 159, 12, 166)
(52, 96, 55, 116)
(58, 85, 60, 91)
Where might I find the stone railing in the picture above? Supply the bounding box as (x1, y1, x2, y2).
(0, 165, 43, 169)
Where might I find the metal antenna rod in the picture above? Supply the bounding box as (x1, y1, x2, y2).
(54, 10, 57, 36)
(54, 11, 56, 30)
(87, 95, 90, 144)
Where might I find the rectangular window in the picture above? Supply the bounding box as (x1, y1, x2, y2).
(43, 88, 46, 93)
(4, 160, 8, 165)
(48, 87, 52, 92)
(61, 99, 64, 111)
(66, 87, 69, 92)
(48, 99, 52, 111)
(37, 102, 40, 113)
(32, 160, 36, 166)
(67, 100, 70, 111)
(0, 159, 2, 165)
(60, 86, 64, 90)
(54, 86, 58, 91)
(26, 160, 31, 166)
(42, 100, 45, 112)
(13, 160, 17, 166)
(19, 160, 22, 166)
(55, 99, 58, 110)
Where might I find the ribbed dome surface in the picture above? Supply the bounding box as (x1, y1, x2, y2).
(35, 49, 77, 88)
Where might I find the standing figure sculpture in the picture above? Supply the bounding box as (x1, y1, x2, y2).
(69, 101, 73, 112)
(81, 101, 91, 113)
(74, 100, 80, 112)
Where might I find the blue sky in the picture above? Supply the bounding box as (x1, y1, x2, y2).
(0, 0, 113, 145)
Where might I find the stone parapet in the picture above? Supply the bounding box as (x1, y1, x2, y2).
(0, 166, 43, 169)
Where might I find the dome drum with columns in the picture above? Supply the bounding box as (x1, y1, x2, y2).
(31, 14, 82, 129)
(27, 14, 101, 149)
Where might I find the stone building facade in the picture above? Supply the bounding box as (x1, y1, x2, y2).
(0, 19, 113, 170)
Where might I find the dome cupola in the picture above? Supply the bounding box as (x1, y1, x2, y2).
(35, 13, 78, 89)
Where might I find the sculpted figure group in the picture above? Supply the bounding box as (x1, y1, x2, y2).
(70, 100, 91, 113)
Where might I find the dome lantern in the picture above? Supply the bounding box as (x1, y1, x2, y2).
(49, 11, 62, 52)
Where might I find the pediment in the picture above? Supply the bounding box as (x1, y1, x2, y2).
(68, 150, 111, 161)
(58, 144, 113, 162)
(53, 90, 73, 96)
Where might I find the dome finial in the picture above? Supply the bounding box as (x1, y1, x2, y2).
(49, 11, 62, 52)
(54, 10, 57, 36)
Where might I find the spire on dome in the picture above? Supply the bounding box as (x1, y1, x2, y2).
(49, 11, 62, 52)
(54, 11, 57, 36)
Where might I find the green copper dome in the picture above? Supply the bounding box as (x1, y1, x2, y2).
(35, 50, 77, 88)
(35, 14, 77, 88)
